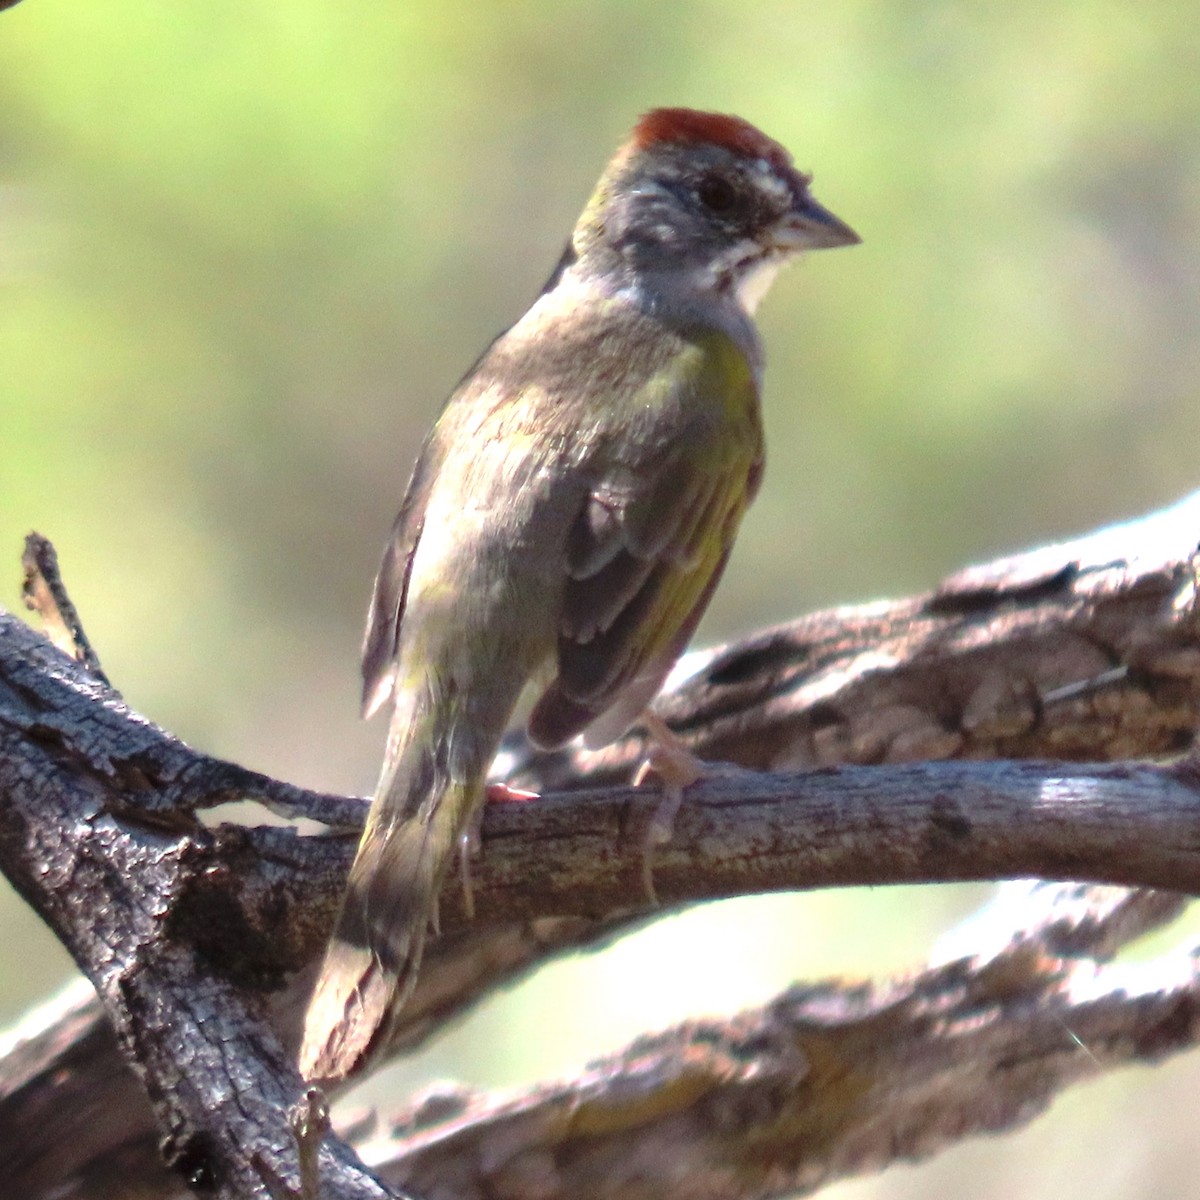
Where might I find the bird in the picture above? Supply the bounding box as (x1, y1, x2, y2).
(299, 106, 859, 1082)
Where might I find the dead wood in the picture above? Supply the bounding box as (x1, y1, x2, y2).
(1, 491, 1199, 1198)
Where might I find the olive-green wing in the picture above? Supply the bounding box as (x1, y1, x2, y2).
(527, 342, 762, 750)
(360, 433, 443, 719)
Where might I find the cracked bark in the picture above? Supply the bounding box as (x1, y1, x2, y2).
(1, 491, 1199, 1199)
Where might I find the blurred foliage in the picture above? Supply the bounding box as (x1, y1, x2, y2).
(2, 1, 1199, 1196)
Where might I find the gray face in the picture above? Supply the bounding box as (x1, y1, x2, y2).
(601, 142, 804, 273)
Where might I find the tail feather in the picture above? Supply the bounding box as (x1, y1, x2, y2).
(301, 640, 529, 1082)
(298, 937, 420, 1082)
(299, 768, 467, 1081)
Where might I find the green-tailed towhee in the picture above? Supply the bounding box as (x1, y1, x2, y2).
(300, 107, 858, 1081)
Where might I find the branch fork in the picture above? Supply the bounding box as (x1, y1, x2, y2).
(2, 492, 1200, 1198)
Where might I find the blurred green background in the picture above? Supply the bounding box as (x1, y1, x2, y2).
(2, 0, 1200, 1196)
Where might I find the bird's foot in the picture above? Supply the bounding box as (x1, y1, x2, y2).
(457, 782, 541, 919)
(633, 710, 721, 904)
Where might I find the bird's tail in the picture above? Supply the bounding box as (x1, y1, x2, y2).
(299, 689, 482, 1082)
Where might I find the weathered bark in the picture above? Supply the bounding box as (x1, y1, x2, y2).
(367, 886, 1200, 1200)
(1, 492, 1199, 1199)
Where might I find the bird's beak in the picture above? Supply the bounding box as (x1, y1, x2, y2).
(778, 189, 861, 251)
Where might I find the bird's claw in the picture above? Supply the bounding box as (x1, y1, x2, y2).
(634, 712, 708, 904)
(458, 781, 541, 919)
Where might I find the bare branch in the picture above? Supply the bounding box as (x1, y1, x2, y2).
(1, 492, 1200, 1198)
(365, 886, 1200, 1200)
(1, 576, 398, 1199)
(21, 531, 110, 686)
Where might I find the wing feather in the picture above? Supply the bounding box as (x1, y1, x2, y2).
(360, 437, 442, 718)
(528, 335, 762, 751)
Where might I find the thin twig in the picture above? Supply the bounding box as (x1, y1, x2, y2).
(20, 531, 110, 685)
(292, 1087, 332, 1200)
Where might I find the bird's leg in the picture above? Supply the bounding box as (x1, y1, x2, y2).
(633, 710, 707, 903)
(454, 830, 477, 922)
(456, 781, 541, 920)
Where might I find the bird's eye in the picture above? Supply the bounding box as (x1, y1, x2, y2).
(696, 174, 739, 215)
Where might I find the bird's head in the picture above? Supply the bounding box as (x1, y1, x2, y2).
(572, 107, 859, 314)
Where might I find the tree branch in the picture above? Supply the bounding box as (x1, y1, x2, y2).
(364, 885, 1200, 1200)
(1, 491, 1199, 1198)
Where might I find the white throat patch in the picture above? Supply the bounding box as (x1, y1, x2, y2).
(733, 256, 786, 315)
